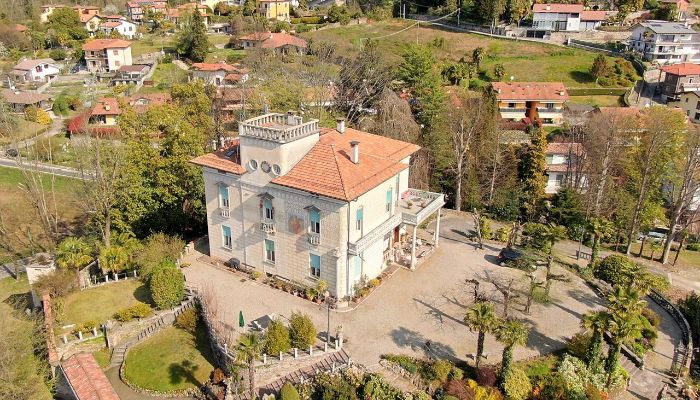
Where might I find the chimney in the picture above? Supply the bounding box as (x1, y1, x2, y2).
(497, 88, 501, 93)
(350, 141, 359, 164)
(546, 4, 550, 10)
(104, 104, 110, 111)
(287, 110, 296, 125)
(336, 117, 346, 134)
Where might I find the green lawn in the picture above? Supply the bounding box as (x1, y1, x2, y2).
(93, 347, 112, 369)
(0, 119, 48, 146)
(124, 325, 215, 392)
(301, 20, 630, 88)
(140, 62, 189, 94)
(62, 279, 151, 326)
(626, 242, 700, 270)
(567, 95, 623, 107)
(206, 48, 245, 63)
(131, 35, 176, 57)
(0, 166, 82, 263)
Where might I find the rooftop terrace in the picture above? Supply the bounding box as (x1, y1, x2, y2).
(239, 112, 320, 143)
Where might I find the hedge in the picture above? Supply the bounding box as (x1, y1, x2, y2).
(567, 88, 628, 96)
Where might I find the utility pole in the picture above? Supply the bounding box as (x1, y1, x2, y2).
(457, 0, 460, 27)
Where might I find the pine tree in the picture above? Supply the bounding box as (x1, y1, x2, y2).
(176, 10, 209, 62)
(590, 54, 610, 84)
(519, 126, 547, 220)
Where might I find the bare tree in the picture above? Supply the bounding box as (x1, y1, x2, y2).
(491, 278, 518, 318)
(662, 125, 700, 264)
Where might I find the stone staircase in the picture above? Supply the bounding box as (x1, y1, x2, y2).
(108, 342, 130, 369)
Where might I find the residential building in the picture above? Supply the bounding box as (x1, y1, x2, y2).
(659, 0, 690, 20)
(113, 64, 150, 85)
(190, 63, 249, 86)
(212, 87, 256, 120)
(83, 39, 133, 73)
(532, 4, 608, 31)
(659, 63, 700, 101)
(629, 21, 700, 65)
(492, 82, 569, 125)
(126, 92, 171, 113)
(257, 0, 290, 21)
(2, 89, 52, 112)
(82, 14, 102, 35)
(672, 91, 700, 122)
(190, 113, 445, 299)
(127, 0, 168, 22)
(167, 3, 209, 26)
(56, 353, 119, 400)
(11, 58, 60, 83)
(236, 32, 307, 54)
(99, 19, 138, 39)
(89, 97, 121, 125)
(40, 4, 64, 23)
(545, 142, 585, 194)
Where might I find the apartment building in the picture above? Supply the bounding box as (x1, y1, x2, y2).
(629, 21, 700, 65)
(191, 113, 444, 298)
(545, 142, 585, 194)
(83, 39, 133, 73)
(257, 0, 290, 21)
(492, 82, 569, 125)
(532, 4, 608, 31)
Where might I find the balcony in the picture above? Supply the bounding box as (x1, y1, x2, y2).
(399, 189, 446, 226)
(680, 82, 700, 92)
(219, 207, 230, 218)
(261, 219, 275, 234)
(307, 232, 320, 246)
(348, 213, 401, 255)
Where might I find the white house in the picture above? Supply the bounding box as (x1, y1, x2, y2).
(11, 58, 60, 83)
(99, 19, 138, 39)
(191, 113, 445, 299)
(630, 21, 700, 65)
(82, 39, 133, 73)
(532, 4, 608, 32)
(190, 63, 249, 86)
(545, 142, 586, 194)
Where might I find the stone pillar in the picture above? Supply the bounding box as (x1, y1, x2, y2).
(78, 331, 83, 340)
(324, 342, 328, 352)
(92, 327, 98, 337)
(410, 227, 417, 269)
(309, 345, 313, 356)
(62, 335, 68, 344)
(279, 352, 283, 361)
(434, 210, 441, 247)
(294, 348, 298, 359)
(263, 353, 267, 364)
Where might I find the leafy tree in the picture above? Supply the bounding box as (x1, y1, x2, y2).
(47, 8, 88, 44)
(549, 188, 585, 236)
(593, 254, 636, 286)
(590, 55, 610, 84)
(134, 233, 185, 278)
(477, 0, 507, 31)
(289, 311, 317, 349)
(149, 267, 185, 309)
(98, 245, 129, 274)
(518, 126, 547, 219)
(264, 318, 291, 355)
(176, 10, 209, 62)
(237, 332, 263, 400)
(606, 286, 646, 317)
(33, 268, 78, 297)
(327, 4, 351, 24)
(464, 302, 498, 369)
(493, 63, 505, 81)
(279, 382, 301, 400)
(508, 0, 531, 25)
(55, 237, 93, 270)
(0, 314, 52, 400)
(243, 0, 256, 16)
(0, 97, 18, 138)
(582, 311, 609, 372)
(495, 319, 529, 386)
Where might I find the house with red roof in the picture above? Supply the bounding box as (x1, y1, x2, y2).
(127, 0, 168, 22)
(190, 112, 445, 299)
(11, 58, 60, 83)
(2, 89, 52, 113)
(236, 32, 307, 55)
(659, 63, 700, 102)
(532, 3, 609, 31)
(56, 353, 119, 400)
(492, 82, 569, 125)
(545, 142, 586, 194)
(89, 97, 121, 125)
(191, 62, 249, 86)
(83, 39, 133, 73)
(99, 18, 138, 39)
(167, 3, 209, 26)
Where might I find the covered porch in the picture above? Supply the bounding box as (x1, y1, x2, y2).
(395, 189, 445, 269)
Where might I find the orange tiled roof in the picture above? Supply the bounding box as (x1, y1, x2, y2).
(82, 39, 131, 50)
(126, 92, 171, 113)
(91, 97, 121, 116)
(238, 32, 308, 49)
(191, 63, 237, 72)
(272, 128, 419, 201)
(101, 21, 122, 28)
(660, 63, 700, 76)
(61, 353, 119, 400)
(492, 82, 569, 101)
(580, 10, 608, 20)
(190, 139, 246, 174)
(594, 106, 641, 119)
(533, 3, 584, 12)
(546, 142, 584, 156)
(15, 23, 28, 32)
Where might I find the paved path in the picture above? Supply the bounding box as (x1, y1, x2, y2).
(104, 367, 195, 400)
(0, 156, 84, 179)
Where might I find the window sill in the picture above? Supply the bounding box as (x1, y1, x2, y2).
(264, 260, 276, 266)
(308, 275, 320, 281)
(222, 246, 232, 251)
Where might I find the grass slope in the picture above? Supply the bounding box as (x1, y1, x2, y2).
(124, 324, 215, 392)
(62, 279, 151, 326)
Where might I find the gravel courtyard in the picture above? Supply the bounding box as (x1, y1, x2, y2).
(182, 211, 604, 368)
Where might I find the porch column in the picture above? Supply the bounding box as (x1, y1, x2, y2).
(410, 226, 417, 270)
(434, 209, 441, 247)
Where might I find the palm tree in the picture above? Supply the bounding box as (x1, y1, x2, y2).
(587, 218, 613, 267)
(542, 224, 568, 295)
(55, 237, 93, 270)
(464, 302, 498, 369)
(494, 319, 529, 387)
(582, 311, 610, 372)
(607, 286, 646, 317)
(237, 332, 263, 400)
(98, 245, 129, 275)
(605, 314, 642, 388)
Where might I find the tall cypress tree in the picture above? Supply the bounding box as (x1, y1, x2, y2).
(176, 10, 209, 62)
(518, 125, 547, 220)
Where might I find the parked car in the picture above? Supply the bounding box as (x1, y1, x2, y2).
(638, 228, 668, 242)
(497, 247, 525, 266)
(5, 148, 18, 157)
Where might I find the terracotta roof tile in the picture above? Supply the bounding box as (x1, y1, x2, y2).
(61, 353, 119, 400)
(82, 39, 131, 50)
(546, 142, 584, 156)
(101, 21, 122, 28)
(14, 58, 56, 71)
(533, 3, 584, 12)
(91, 97, 121, 116)
(492, 82, 569, 101)
(191, 63, 237, 72)
(238, 32, 307, 49)
(2, 89, 50, 105)
(660, 63, 700, 76)
(190, 139, 245, 174)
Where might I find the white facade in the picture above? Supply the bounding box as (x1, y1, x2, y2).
(100, 21, 138, 39)
(11, 59, 60, 83)
(533, 11, 581, 31)
(195, 114, 444, 299)
(84, 44, 133, 73)
(630, 21, 700, 65)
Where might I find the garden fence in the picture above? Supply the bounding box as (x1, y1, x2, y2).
(649, 289, 693, 376)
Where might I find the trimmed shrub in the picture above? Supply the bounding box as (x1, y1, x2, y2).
(593, 254, 636, 286)
(502, 367, 532, 400)
(175, 307, 199, 333)
(686, 242, 700, 251)
(380, 354, 419, 374)
(279, 382, 300, 400)
(430, 359, 453, 384)
(265, 319, 292, 355)
(149, 268, 185, 309)
(114, 302, 152, 322)
(476, 366, 498, 387)
(566, 332, 591, 359)
(134, 233, 184, 278)
(289, 312, 317, 349)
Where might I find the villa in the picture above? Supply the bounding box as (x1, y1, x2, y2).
(492, 82, 569, 125)
(191, 113, 444, 299)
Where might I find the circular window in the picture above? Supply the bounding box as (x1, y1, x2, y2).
(261, 161, 271, 173)
(248, 159, 258, 171)
(272, 164, 281, 176)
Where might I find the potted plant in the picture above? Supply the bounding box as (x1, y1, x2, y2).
(305, 287, 316, 300)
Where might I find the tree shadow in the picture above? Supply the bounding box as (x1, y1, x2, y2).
(484, 254, 501, 266)
(413, 297, 468, 328)
(133, 285, 152, 305)
(168, 359, 200, 386)
(3, 292, 32, 317)
(526, 328, 566, 355)
(569, 71, 595, 84)
(389, 326, 458, 362)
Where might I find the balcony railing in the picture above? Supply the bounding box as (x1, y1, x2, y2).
(499, 108, 527, 113)
(307, 232, 320, 246)
(261, 219, 275, 234)
(219, 207, 230, 218)
(400, 189, 446, 226)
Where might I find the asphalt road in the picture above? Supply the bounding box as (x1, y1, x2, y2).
(0, 157, 85, 179)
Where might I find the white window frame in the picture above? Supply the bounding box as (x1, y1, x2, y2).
(222, 225, 232, 249)
(309, 253, 321, 279)
(264, 239, 276, 264)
